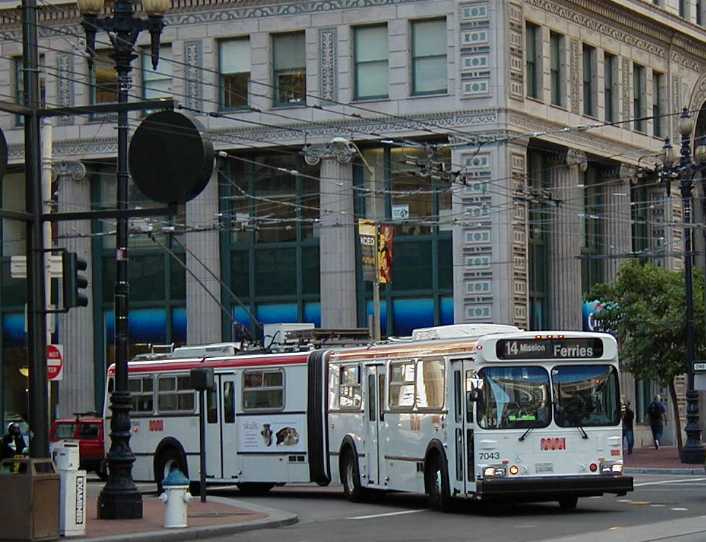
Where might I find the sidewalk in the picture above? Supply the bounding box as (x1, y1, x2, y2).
(79, 488, 297, 542)
(624, 446, 706, 475)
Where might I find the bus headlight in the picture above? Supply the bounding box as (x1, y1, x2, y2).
(483, 466, 507, 478)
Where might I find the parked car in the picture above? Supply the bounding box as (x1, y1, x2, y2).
(50, 413, 106, 479)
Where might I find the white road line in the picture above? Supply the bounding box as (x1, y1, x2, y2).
(650, 504, 666, 508)
(347, 510, 425, 520)
(634, 477, 706, 487)
(671, 507, 689, 511)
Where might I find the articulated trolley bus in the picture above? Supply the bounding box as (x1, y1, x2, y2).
(105, 324, 633, 510)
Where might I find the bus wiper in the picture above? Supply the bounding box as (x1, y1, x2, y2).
(518, 426, 535, 441)
(574, 423, 589, 439)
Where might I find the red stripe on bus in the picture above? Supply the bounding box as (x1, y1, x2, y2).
(107, 354, 310, 375)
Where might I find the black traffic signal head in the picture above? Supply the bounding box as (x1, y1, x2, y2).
(62, 251, 89, 309)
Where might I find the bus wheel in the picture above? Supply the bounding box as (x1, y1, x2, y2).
(426, 454, 451, 512)
(155, 448, 186, 494)
(559, 496, 578, 511)
(341, 449, 364, 502)
(237, 483, 275, 496)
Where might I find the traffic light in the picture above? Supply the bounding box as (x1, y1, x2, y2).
(62, 251, 89, 309)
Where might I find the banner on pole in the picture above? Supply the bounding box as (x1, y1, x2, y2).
(377, 224, 393, 284)
(358, 219, 377, 282)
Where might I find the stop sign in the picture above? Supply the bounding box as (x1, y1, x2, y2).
(47, 344, 63, 381)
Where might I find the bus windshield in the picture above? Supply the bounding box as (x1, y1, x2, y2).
(477, 367, 551, 429)
(552, 365, 620, 427)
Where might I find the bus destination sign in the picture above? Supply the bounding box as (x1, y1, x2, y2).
(496, 338, 604, 360)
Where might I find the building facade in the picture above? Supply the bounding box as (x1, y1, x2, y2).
(1, 0, 706, 445)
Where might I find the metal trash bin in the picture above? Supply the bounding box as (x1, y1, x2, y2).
(0, 458, 59, 541)
(51, 442, 87, 537)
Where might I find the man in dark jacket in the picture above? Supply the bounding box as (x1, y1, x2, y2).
(622, 401, 635, 455)
(647, 395, 667, 450)
(1, 423, 26, 460)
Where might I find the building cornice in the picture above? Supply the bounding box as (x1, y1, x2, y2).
(507, 110, 656, 165)
(526, 0, 706, 72)
(7, 108, 499, 163)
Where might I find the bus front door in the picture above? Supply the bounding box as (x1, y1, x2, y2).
(365, 364, 384, 487)
(204, 373, 238, 481)
(448, 359, 476, 497)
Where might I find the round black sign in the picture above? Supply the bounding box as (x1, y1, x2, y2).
(0, 128, 7, 184)
(129, 111, 214, 204)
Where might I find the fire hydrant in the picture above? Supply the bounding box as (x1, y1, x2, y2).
(159, 469, 192, 528)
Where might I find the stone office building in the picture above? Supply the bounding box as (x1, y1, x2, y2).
(1, 0, 705, 442)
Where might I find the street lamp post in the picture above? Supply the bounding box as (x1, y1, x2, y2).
(660, 107, 706, 464)
(76, 0, 168, 519)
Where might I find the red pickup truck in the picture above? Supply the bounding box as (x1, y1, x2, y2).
(50, 414, 107, 479)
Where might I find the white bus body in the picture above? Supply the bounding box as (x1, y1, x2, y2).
(105, 325, 633, 508)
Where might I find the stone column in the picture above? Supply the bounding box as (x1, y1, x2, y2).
(305, 143, 357, 328)
(186, 168, 222, 344)
(603, 165, 634, 281)
(56, 161, 95, 417)
(549, 149, 586, 330)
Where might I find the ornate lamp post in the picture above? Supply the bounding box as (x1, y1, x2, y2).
(660, 107, 706, 464)
(76, 0, 169, 519)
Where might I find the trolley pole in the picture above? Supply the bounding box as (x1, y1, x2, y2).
(22, 0, 50, 459)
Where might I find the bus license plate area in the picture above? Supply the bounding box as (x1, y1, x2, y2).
(535, 463, 554, 474)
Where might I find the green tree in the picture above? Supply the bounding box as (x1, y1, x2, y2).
(588, 260, 706, 450)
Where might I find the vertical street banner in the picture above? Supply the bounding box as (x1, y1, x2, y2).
(377, 224, 393, 284)
(358, 219, 377, 282)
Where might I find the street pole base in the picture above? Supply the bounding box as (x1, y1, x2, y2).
(97, 487, 143, 519)
(679, 445, 706, 465)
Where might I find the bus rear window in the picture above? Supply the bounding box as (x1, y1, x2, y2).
(243, 369, 284, 410)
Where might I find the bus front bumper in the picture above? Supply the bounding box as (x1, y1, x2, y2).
(476, 474, 633, 500)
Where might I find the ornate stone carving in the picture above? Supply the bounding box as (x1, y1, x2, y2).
(674, 75, 683, 141)
(184, 40, 203, 110)
(526, 0, 665, 58)
(506, 1, 524, 101)
(303, 142, 355, 166)
(319, 28, 337, 103)
(622, 57, 631, 125)
(565, 149, 588, 172)
(52, 160, 86, 181)
(56, 53, 74, 125)
(570, 39, 580, 115)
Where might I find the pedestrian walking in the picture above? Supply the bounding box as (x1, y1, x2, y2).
(1, 422, 26, 460)
(622, 401, 634, 455)
(647, 395, 667, 450)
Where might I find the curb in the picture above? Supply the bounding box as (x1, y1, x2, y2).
(625, 467, 705, 475)
(82, 499, 298, 542)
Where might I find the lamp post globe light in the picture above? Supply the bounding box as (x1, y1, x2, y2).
(660, 107, 706, 464)
(76, 0, 168, 519)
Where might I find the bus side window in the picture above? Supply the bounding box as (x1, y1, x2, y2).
(223, 381, 235, 424)
(129, 376, 154, 414)
(389, 361, 416, 409)
(157, 375, 195, 413)
(378, 374, 385, 421)
(339, 366, 361, 410)
(453, 371, 462, 424)
(368, 374, 376, 422)
(243, 369, 285, 410)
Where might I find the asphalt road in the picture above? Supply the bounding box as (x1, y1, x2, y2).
(204, 475, 706, 542)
